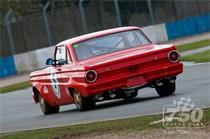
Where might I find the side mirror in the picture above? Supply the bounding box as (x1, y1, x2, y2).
(46, 58, 54, 65)
(58, 59, 66, 65)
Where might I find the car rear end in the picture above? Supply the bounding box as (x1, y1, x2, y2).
(74, 44, 183, 98)
(69, 27, 183, 103)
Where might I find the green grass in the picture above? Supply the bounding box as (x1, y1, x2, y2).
(1, 108, 210, 139)
(176, 39, 210, 52)
(0, 114, 164, 139)
(0, 81, 31, 94)
(181, 50, 210, 63)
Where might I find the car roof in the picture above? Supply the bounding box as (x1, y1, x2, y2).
(56, 26, 141, 46)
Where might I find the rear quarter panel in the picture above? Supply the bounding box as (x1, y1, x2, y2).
(30, 67, 75, 106)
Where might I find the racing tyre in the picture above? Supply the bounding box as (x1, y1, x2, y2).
(155, 80, 175, 97)
(38, 95, 59, 115)
(73, 91, 95, 111)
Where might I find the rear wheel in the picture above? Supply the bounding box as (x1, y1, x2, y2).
(38, 95, 59, 115)
(155, 80, 175, 97)
(73, 90, 95, 111)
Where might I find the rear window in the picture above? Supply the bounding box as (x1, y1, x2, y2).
(73, 30, 151, 61)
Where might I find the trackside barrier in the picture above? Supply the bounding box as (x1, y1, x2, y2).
(14, 46, 54, 73)
(0, 56, 16, 78)
(1, 14, 210, 77)
(165, 14, 210, 40)
(142, 23, 168, 43)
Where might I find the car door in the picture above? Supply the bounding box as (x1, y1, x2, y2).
(50, 45, 74, 105)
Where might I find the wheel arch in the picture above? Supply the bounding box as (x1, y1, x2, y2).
(32, 86, 41, 103)
(68, 87, 74, 97)
(68, 86, 88, 97)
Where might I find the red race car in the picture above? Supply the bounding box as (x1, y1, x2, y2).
(30, 26, 183, 115)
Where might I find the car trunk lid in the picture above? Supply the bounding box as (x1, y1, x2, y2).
(79, 44, 177, 83)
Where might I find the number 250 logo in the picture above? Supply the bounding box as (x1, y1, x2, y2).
(163, 97, 205, 127)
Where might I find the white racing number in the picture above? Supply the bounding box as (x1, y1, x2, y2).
(50, 70, 61, 99)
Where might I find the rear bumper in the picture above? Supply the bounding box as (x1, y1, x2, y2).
(77, 62, 183, 96)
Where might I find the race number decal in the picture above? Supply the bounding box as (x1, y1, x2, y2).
(50, 70, 61, 99)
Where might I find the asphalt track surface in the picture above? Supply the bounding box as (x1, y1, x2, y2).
(0, 63, 210, 133)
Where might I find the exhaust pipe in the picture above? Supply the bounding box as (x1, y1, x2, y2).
(123, 89, 135, 97)
(109, 90, 116, 98)
(94, 93, 104, 101)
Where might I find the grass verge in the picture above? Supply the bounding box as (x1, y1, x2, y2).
(0, 81, 31, 94)
(181, 49, 210, 63)
(1, 108, 210, 139)
(176, 39, 210, 52)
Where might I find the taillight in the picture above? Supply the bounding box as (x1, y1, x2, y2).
(168, 50, 180, 63)
(85, 70, 97, 82)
